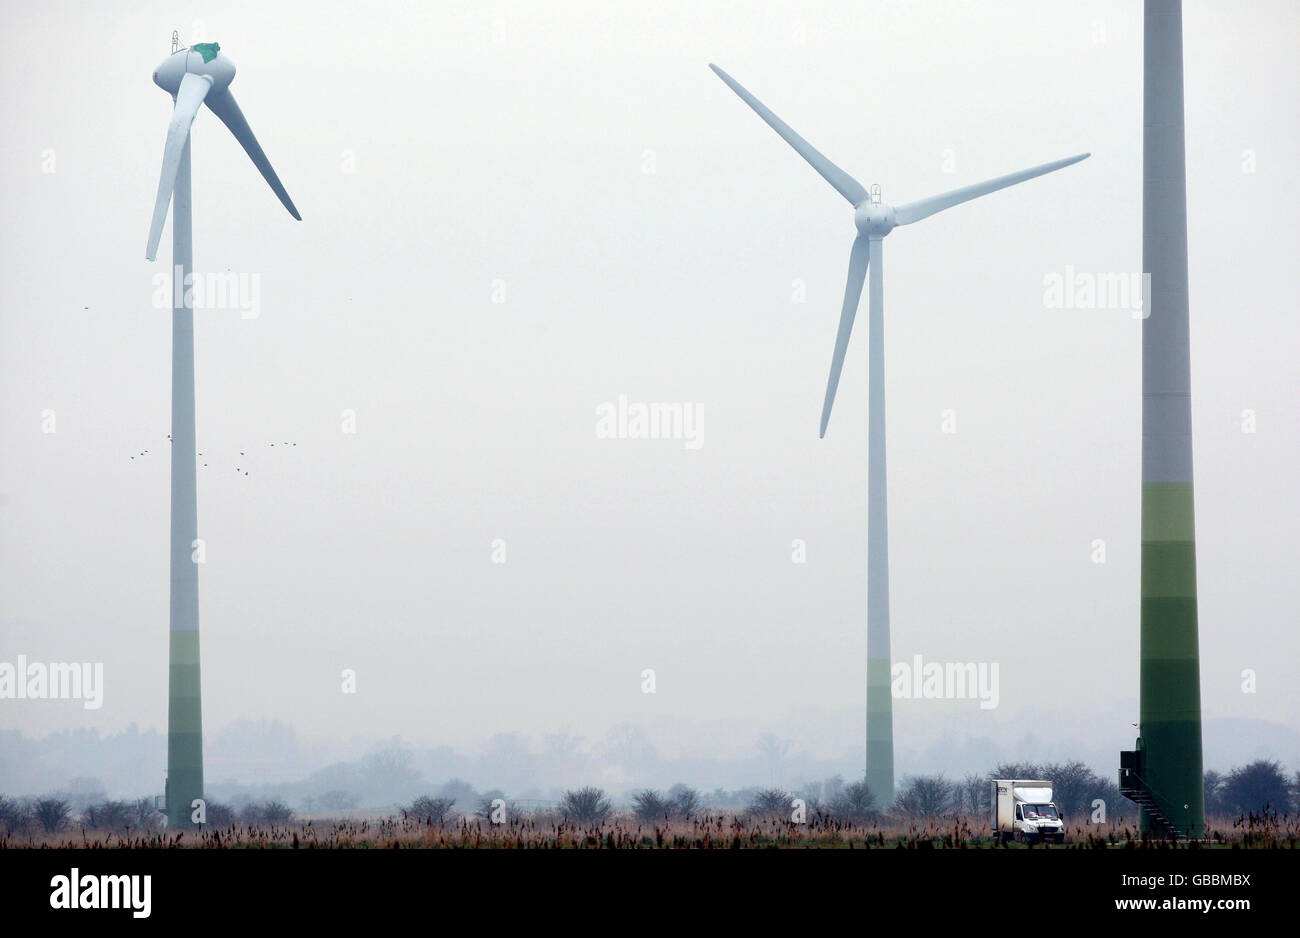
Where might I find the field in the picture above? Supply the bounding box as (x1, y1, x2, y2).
(7, 812, 1296, 850)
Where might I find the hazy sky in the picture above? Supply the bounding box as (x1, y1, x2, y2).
(1, 1, 1297, 776)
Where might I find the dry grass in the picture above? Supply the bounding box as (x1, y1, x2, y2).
(5, 811, 1296, 849)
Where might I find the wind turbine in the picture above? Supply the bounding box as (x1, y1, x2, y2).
(146, 41, 299, 827)
(710, 64, 1087, 807)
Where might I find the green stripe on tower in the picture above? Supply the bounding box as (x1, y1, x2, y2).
(1142, 481, 1195, 541)
(1138, 482, 1203, 837)
(865, 657, 894, 807)
(167, 628, 204, 826)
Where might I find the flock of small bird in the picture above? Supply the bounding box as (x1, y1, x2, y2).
(129, 435, 298, 476)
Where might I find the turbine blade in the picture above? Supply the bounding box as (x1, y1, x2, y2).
(146, 72, 213, 261)
(894, 152, 1090, 226)
(204, 86, 302, 220)
(709, 64, 868, 206)
(820, 235, 871, 438)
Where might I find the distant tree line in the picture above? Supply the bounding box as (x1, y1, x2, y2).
(880, 759, 1297, 821)
(1, 760, 1294, 835)
(726, 759, 1296, 823)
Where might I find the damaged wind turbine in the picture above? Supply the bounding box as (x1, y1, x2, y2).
(146, 40, 300, 827)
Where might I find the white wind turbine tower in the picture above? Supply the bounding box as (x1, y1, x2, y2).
(146, 40, 300, 827)
(710, 64, 1088, 807)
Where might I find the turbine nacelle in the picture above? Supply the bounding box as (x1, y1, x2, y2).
(153, 44, 234, 96)
(854, 200, 896, 238)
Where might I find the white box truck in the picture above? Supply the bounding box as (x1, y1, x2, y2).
(990, 779, 1065, 845)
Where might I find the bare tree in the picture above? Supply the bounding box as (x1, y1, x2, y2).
(132, 798, 164, 832)
(203, 801, 236, 827)
(631, 789, 671, 822)
(560, 787, 611, 824)
(316, 790, 361, 812)
(32, 798, 71, 834)
(668, 784, 701, 820)
(830, 779, 877, 823)
(894, 776, 958, 818)
(404, 795, 456, 825)
(956, 774, 990, 815)
(240, 800, 295, 827)
(991, 761, 1043, 781)
(0, 795, 26, 835)
(263, 800, 295, 825)
(747, 788, 793, 821)
(84, 800, 134, 833)
(1038, 761, 1102, 819)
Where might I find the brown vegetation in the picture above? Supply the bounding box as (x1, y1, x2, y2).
(5, 811, 1295, 850)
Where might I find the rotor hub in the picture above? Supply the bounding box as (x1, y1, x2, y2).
(854, 200, 896, 237)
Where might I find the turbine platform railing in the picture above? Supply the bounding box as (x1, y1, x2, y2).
(1118, 749, 1183, 840)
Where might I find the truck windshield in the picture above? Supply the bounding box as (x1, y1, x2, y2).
(1023, 804, 1059, 819)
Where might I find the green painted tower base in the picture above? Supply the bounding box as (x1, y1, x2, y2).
(1126, 482, 1204, 837)
(166, 628, 204, 828)
(865, 657, 894, 808)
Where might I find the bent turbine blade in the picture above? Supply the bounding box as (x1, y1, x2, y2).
(709, 64, 868, 206)
(820, 235, 871, 438)
(146, 72, 213, 260)
(894, 153, 1090, 227)
(204, 87, 301, 220)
